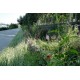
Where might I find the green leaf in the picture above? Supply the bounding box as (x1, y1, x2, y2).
(70, 49, 78, 54)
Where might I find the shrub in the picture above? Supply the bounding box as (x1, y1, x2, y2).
(9, 24, 18, 29)
(0, 27, 9, 31)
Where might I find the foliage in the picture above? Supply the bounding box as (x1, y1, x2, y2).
(17, 13, 42, 30)
(1, 13, 80, 66)
(0, 29, 80, 66)
(0, 27, 9, 31)
(9, 23, 18, 29)
(0, 24, 18, 31)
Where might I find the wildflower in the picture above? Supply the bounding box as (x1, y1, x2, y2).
(46, 54, 52, 61)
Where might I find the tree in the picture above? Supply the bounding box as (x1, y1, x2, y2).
(9, 23, 18, 29)
(18, 13, 42, 26)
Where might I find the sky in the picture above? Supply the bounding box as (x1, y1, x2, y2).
(0, 13, 25, 24)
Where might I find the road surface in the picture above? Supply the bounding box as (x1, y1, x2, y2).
(0, 28, 20, 51)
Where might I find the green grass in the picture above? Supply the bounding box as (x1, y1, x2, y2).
(9, 29, 24, 47)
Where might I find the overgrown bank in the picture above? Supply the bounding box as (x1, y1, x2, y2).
(0, 27, 80, 66)
(0, 13, 80, 66)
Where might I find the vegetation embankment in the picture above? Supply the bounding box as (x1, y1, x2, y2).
(0, 26, 80, 66)
(0, 13, 80, 66)
(0, 30, 58, 66)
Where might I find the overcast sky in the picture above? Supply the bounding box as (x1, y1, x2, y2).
(0, 13, 25, 24)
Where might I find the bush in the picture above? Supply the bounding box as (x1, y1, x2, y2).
(0, 24, 18, 31)
(9, 24, 18, 29)
(0, 27, 9, 31)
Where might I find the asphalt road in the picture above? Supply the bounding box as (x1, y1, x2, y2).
(0, 28, 20, 51)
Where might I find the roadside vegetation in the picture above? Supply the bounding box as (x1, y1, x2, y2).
(0, 13, 80, 66)
(0, 23, 18, 31)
